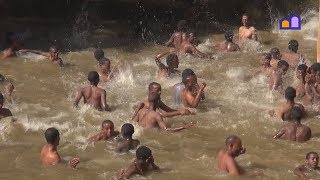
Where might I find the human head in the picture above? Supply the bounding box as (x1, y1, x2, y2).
(224, 31, 234, 42)
(148, 82, 161, 95)
(242, 13, 249, 26)
(285, 87, 296, 101)
(136, 146, 153, 164)
(270, 47, 281, 60)
(148, 92, 161, 108)
(288, 39, 299, 53)
(306, 152, 319, 169)
(290, 107, 303, 123)
(277, 60, 289, 75)
(166, 54, 179, 69)
(101, 120, 114, 131)
(0, 93, 4, 108)
(98, 58, 110, 70)
(94, 49, 105, 61)
(296, 64, 308, 80)
(182, 69, 197, 88)
(88, 71, 100, 86)
(225, 135, 243, 157)
(49, 46, 59, 58)
(182, 33, 188, 42)
(121, 123, 134, 139)
(310, 63, 320, 77)
(260, 52, 272, 66)
(44, 127, 60, 145)
(177, 20, 187, 32)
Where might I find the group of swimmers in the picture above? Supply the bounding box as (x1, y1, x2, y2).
(0, 13, 319, 179)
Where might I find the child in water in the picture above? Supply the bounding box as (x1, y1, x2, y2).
(294, 152, 320, 179)
(88, 120, 119, 141)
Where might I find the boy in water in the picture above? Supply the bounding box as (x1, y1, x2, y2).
(269, 48, 282, 69)
(116, 123, 140, 153)
(273, 107, 311, 142)
(137, 92, 194, 132)
(281, 39, 305, 67)
(19, 46, 64, 67)
(88, 120, 119, 141)
(254, 52, 272, 77)
(269, 60, 289, 94)
(294, 152, 320, 179)
(164, 20, 186, 48)
(0, 74, 14, 97)
(270, 87, 305, 121)
(131, 82, 191, 122)
(208, 31, 240, 52)
(94, 49, 118, 81)
(116, 146, 159, 179)
(296, 64, 308, 99)
(238, 14, 258, 45)
(303, 63, 320, 106)
(0, 93, 12, 119)
(41, 127, 80, 168)
(74, 71, 110, 111)
(155, 53, 180, 78)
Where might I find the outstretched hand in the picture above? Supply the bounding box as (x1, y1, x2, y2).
(69, 157, 80, 168)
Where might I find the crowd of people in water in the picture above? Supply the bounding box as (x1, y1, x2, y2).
(1, 13, 320, 179)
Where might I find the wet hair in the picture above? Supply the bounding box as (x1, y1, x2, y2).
(263, 52, 272, 60)
(277, 60, 289, 69)
(148, 82, 161, 91)
(0, 93, 4, 100)
(136, 146, 152, 160)
(242, 13, 249, 18)
(288, 39, 299, 51)
(87, 71, 100, 85)
(121, 123, 134, 138)
(290, 107, 303, 122)
(306, 152, 318, 159)
(225, 135, 240, 146)
(270, 48, 281, 59)
(182, 68, 195, 82)
(102, 120, 113, 128)
(166, 54, 178, 65)
(45, 127, 60, 144)
(297, 64, 308, 73)
(285, 87, 296, 101)
(94, 49, 105, 61)
(310, 63, 320, 73)
(224, 31, 234, 42)
(148, 92, 160, 102)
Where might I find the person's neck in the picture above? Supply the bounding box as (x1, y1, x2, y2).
(48, 143, 57, 151)
(148, 103, 156, 111)
(286, 100, 295, 105)
(90, 84, 97, 87)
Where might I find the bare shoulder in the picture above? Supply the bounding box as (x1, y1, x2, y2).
(249, 26, 257, 31)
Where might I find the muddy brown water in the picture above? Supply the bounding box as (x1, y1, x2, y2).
(0, 13, 319, 180)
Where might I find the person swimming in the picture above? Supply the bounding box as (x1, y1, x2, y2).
(294, 152, 320, 179)
(155, 53, 180, 78)
(74, 71, 110, 111)
(88, 120, 119, 141)
(208, 31, 240, 52)
(116, 123, 140, 153)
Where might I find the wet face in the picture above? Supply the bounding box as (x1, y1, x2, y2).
(242, 15, 248, 26)
(230, 139, 243, 157)
(185, 76, 197, 88)
(296, 70, 306, 80)
(49, 48, 59, 58)
(306, 154, 319, 169)
(150, 85, 161, 95)
(170, 59, 179, 69)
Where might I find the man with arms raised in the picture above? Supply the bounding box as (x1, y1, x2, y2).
(74, 71, 110, 111)
(239, 13, 257, 45)
(41, 127, 80, 168)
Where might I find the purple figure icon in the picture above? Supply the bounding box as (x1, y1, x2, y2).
(291, 16, 300, 28)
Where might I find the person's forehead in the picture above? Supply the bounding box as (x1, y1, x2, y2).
(309, 154, 319, 159)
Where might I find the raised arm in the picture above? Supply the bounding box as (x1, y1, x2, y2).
(294, 165, 308, 180)
(273, 128, 285, 139)
(101, 90, 110, 111)
(156, 115, 193, 132)
(184, 83, 206, 108)
(19, 49, 49, 57)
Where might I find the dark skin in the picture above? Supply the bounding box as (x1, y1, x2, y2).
(41, 135, 80, 168)
(88, 122, 119, 141)
(294, 154, 320, 180)
(273, 120, 311, 142)
(19, 47, 64, 67)
(165, 32, 183, 48)
(296, 69, 307, 99)
(74, 80, 110, 111)
(0, 98, 12, 119)
(268, 66, 288, 94)
(254, 56, 272, 77)
(155, 53, 180, 78)
(116, 137, 140, 153)
(137, 96, 194, 132)
(208, 35, 240, 52)
(131, 85, 191, 121)
(117, 155, 159, 179)
(181, 76, 206, 108)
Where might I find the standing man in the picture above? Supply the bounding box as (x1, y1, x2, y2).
(239, 14, 257, 45)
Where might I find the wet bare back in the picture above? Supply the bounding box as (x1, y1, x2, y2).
(81, 86, 106, 111)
